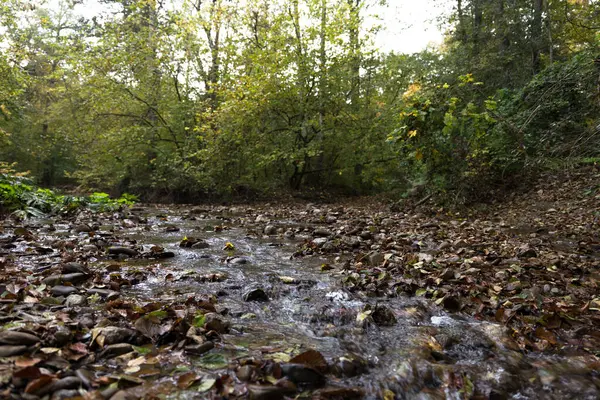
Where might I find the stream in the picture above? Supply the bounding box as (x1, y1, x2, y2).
(3, 204, 599, 399)
(105, 206, 598, 399)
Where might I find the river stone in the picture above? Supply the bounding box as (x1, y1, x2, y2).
(247, 384, 296, 400)
(359, 231, 372, 240)
(97, 327, 136, 345)
(312, 238, 328, 246)
(44, 273, 88, 286)
(51, 285, 78, 297)
(62, 262, 90, 274)
(243, 287, 269, 302)
(184, 341, 214, 356)
(191, 240, 210, 249)
(368, 252, 384, 266)
(87, 288, 120, 300)
(100, 343, 134, 359)
(203, 313, 231, 334)
(313, 228, 332, 237)
(74, 224, 93, 233)
(108, 247, 138, 257)
(264, 225, 277, 235)
(371, 305, 397, 326)
(0, 345, 28, 357)
(284, 230, 295, 239)
(230, 257, 248, 265)
(81, 244, 98, 252)
(281, 363, 326, 388)
(236, 365, 257, 382)
(0, 330, 41, 345)
(66, 294, 87, 307)
(52, 326, 73, 347)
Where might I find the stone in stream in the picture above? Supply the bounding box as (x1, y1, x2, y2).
(65, 294, 87, 307)
(94, 326, 136, 345)
(99, 343, 134, 359)
(203, 313, 231, 334)
(281, 363, 326, 388)
(61, 262, 90, 274)
(87, 288, 120, 301)
(191, 240, 210, 249)
(312, 238, 328, 246)
(43, 273, 88, 286)
(0, 330, 41, 345)
(242, 287, 269, 302)
(51, 285, 78, 297)
(108, 246, 139, 257)
(0, 345, 28, 357)
(81, 244, 98, 252)
(264, 225, 278, 235)
(371, 305, 397, 327)
(368, 252, 384, 266)
(73, 224, 93, 233)
(184, 341, 214, 356)
(229, 257, 248, 265)
(52, 326, 73, 347)
(313, 228, 333, 237)
(247, 384, 297, 400)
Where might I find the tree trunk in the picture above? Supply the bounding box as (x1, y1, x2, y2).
(532, 0, 544, 74)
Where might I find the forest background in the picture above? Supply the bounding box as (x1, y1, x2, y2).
(1, 0, 599, 203)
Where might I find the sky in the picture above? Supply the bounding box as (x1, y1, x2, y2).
(372, 0, 452, 53)
(54, 0, 452, 54)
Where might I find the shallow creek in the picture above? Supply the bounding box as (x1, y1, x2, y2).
(101, 207, 598, 399)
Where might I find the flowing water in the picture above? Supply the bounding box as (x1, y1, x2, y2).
(104, 206, 598, 399)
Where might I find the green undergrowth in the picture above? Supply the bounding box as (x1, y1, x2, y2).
(0, 163, 137, 218)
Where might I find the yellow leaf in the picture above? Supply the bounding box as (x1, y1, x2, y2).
(383, 389, 395, 400)
(408, 130, 418, 138)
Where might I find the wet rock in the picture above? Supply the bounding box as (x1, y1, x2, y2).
(442, 296, 462, 312)
(65, 294, 87, 307)
(96, 327, 136, 345)
(0, 330, 41, 345)
(237, 365, 258, 382)
(333, 356, 368, 377)
(184, 341, 214, 355)
(99, 343, 134, 358)
(74, 224, 93, 233)
(284, 230, 295, 239)
(52, 326, 73, 347)
(108, 247, 138, 257)
(517, 245, 537, 258)
(0, 345, 28, 357)
(230, 257, 248, 265)
(191, 240, 210, 249)
(204, 313, 231, 334)
(368, 252, 384, 266)
(47, 376, 82, 393)
(51, 389, 80, 400)
(281, 363, 326, 388)
(322, 241, 336, 251)
(312, 237, 328, 246)
(359, 231, 372, 240)
(313, 228, 333, 237)
(62, 262, 90, 274)
(248, 384, 295, 400)
(79, 315, 95, 329)
(51, 285, 78, 297)
(371, 305, 397, 327)
(87, 288, 120, 300)
(264, 225, 278, 235)
(44, 273, 88, 286)
(109, 390, 139, 400)
(243, 287, 269, 302)
(81, 244, 98, 252)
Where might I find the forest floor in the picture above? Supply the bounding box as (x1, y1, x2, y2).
(0, 166, 599, 400)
